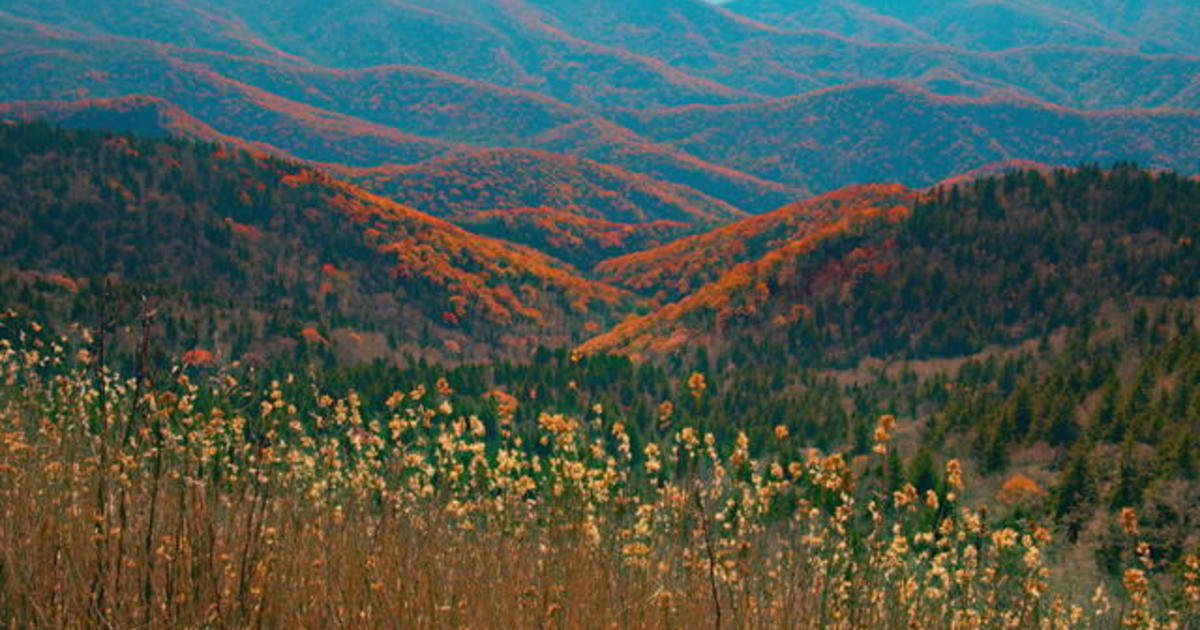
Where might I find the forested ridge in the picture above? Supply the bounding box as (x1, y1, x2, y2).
(585, 166, 1200, 366)
(0, 123, 630, 363)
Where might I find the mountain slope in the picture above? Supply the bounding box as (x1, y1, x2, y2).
(0, 33, 462, 166)
(725, 0, 1200, 55)
(527, 117, 804, 212)
(7, 0, 1199, 112)
(2, 0, 748, 110)
(0, 22, 799, 212)
(0, 95, 302, 160)
(0, 95, 776, 252)
(3, 1, 1198, 221)
(171, 0, 754, 109)
(0, 99, 750, 229)
(617, 82, 1200, 194)
(437, 0, 1200, 109)
(0, 123, 631, 361)
(581, 166, 1200, 364)
(343, 147, 747, 266)
(2, 0, 1198, 246)
(596, 184, 913, 303)
(348, 148, 746, 225)
(456, 208, 692, 271)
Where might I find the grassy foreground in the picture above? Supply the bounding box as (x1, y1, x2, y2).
(0, 319, 1196, 629)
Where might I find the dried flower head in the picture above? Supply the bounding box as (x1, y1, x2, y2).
(1119, 507, 1139, 537)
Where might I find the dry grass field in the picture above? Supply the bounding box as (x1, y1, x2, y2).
(0, 321, 1196, 629)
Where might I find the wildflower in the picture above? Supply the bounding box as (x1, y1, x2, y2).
(730, 431, 750, 468)
(644, 444, 662, 474)
(622, 542, 651, 557)
(997, 474, 1046, 505)
(893, 483, 918, 510)
(817, 454, 849, 491)
(945, 459, 963, 487)
(687, 372, 707, 399)
(788, 461, 804, 479)
(1119, 507, 1139, 537)
(1182, 554, 1199, 605)
(873, 414, 895, 454)
(1023, 545, 1041, 570)
(991, 528, 1018, 550)
(182, 349, 215, 367)
(1136, 541, 1154, 570)
(656, 400, 674, 431)
(1124, 567, 1148, 592)
(1092, 584, 1112, 617)
(1122, 567, 1151, 630)
(774, 424, 789, 441)
(538, 413, 577, 435)
(583, 514, 601, 547)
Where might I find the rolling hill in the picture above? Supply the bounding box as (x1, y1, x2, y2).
(346, 148, 746, 226)
(8, 0, 1200, 111)
(0, 33, 463, 167)
(0, 95, 260, 148)
(581, 166, 1200, 364)
(2, 0, 1199, 329)
(2, 0, 1199, 237)
(725, 0, 1200, 55)
(455, 208, 692, 270)
(342, 148, 746, 266)
(0, 122, 632, 362)
(0, 99, 757, 264)
(616, 82, 1200, 194)
(0, 0, 750, 111)
(0, 15, 803, 212)
(596, 184, 914, 303)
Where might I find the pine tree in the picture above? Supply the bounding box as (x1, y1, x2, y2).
(1109, 441, 1143, 510)
(907, 447, 939, 493)
(1054, 448, 1094, 542)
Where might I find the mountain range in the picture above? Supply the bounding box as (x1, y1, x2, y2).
(0, 0, 1198, 363)
(3, 121, 1198, 370)
(2, 1, 1197, 209)
(728, 0, 1200, 55)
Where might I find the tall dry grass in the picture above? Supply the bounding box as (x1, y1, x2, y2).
(0, 321, 1196, 629)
